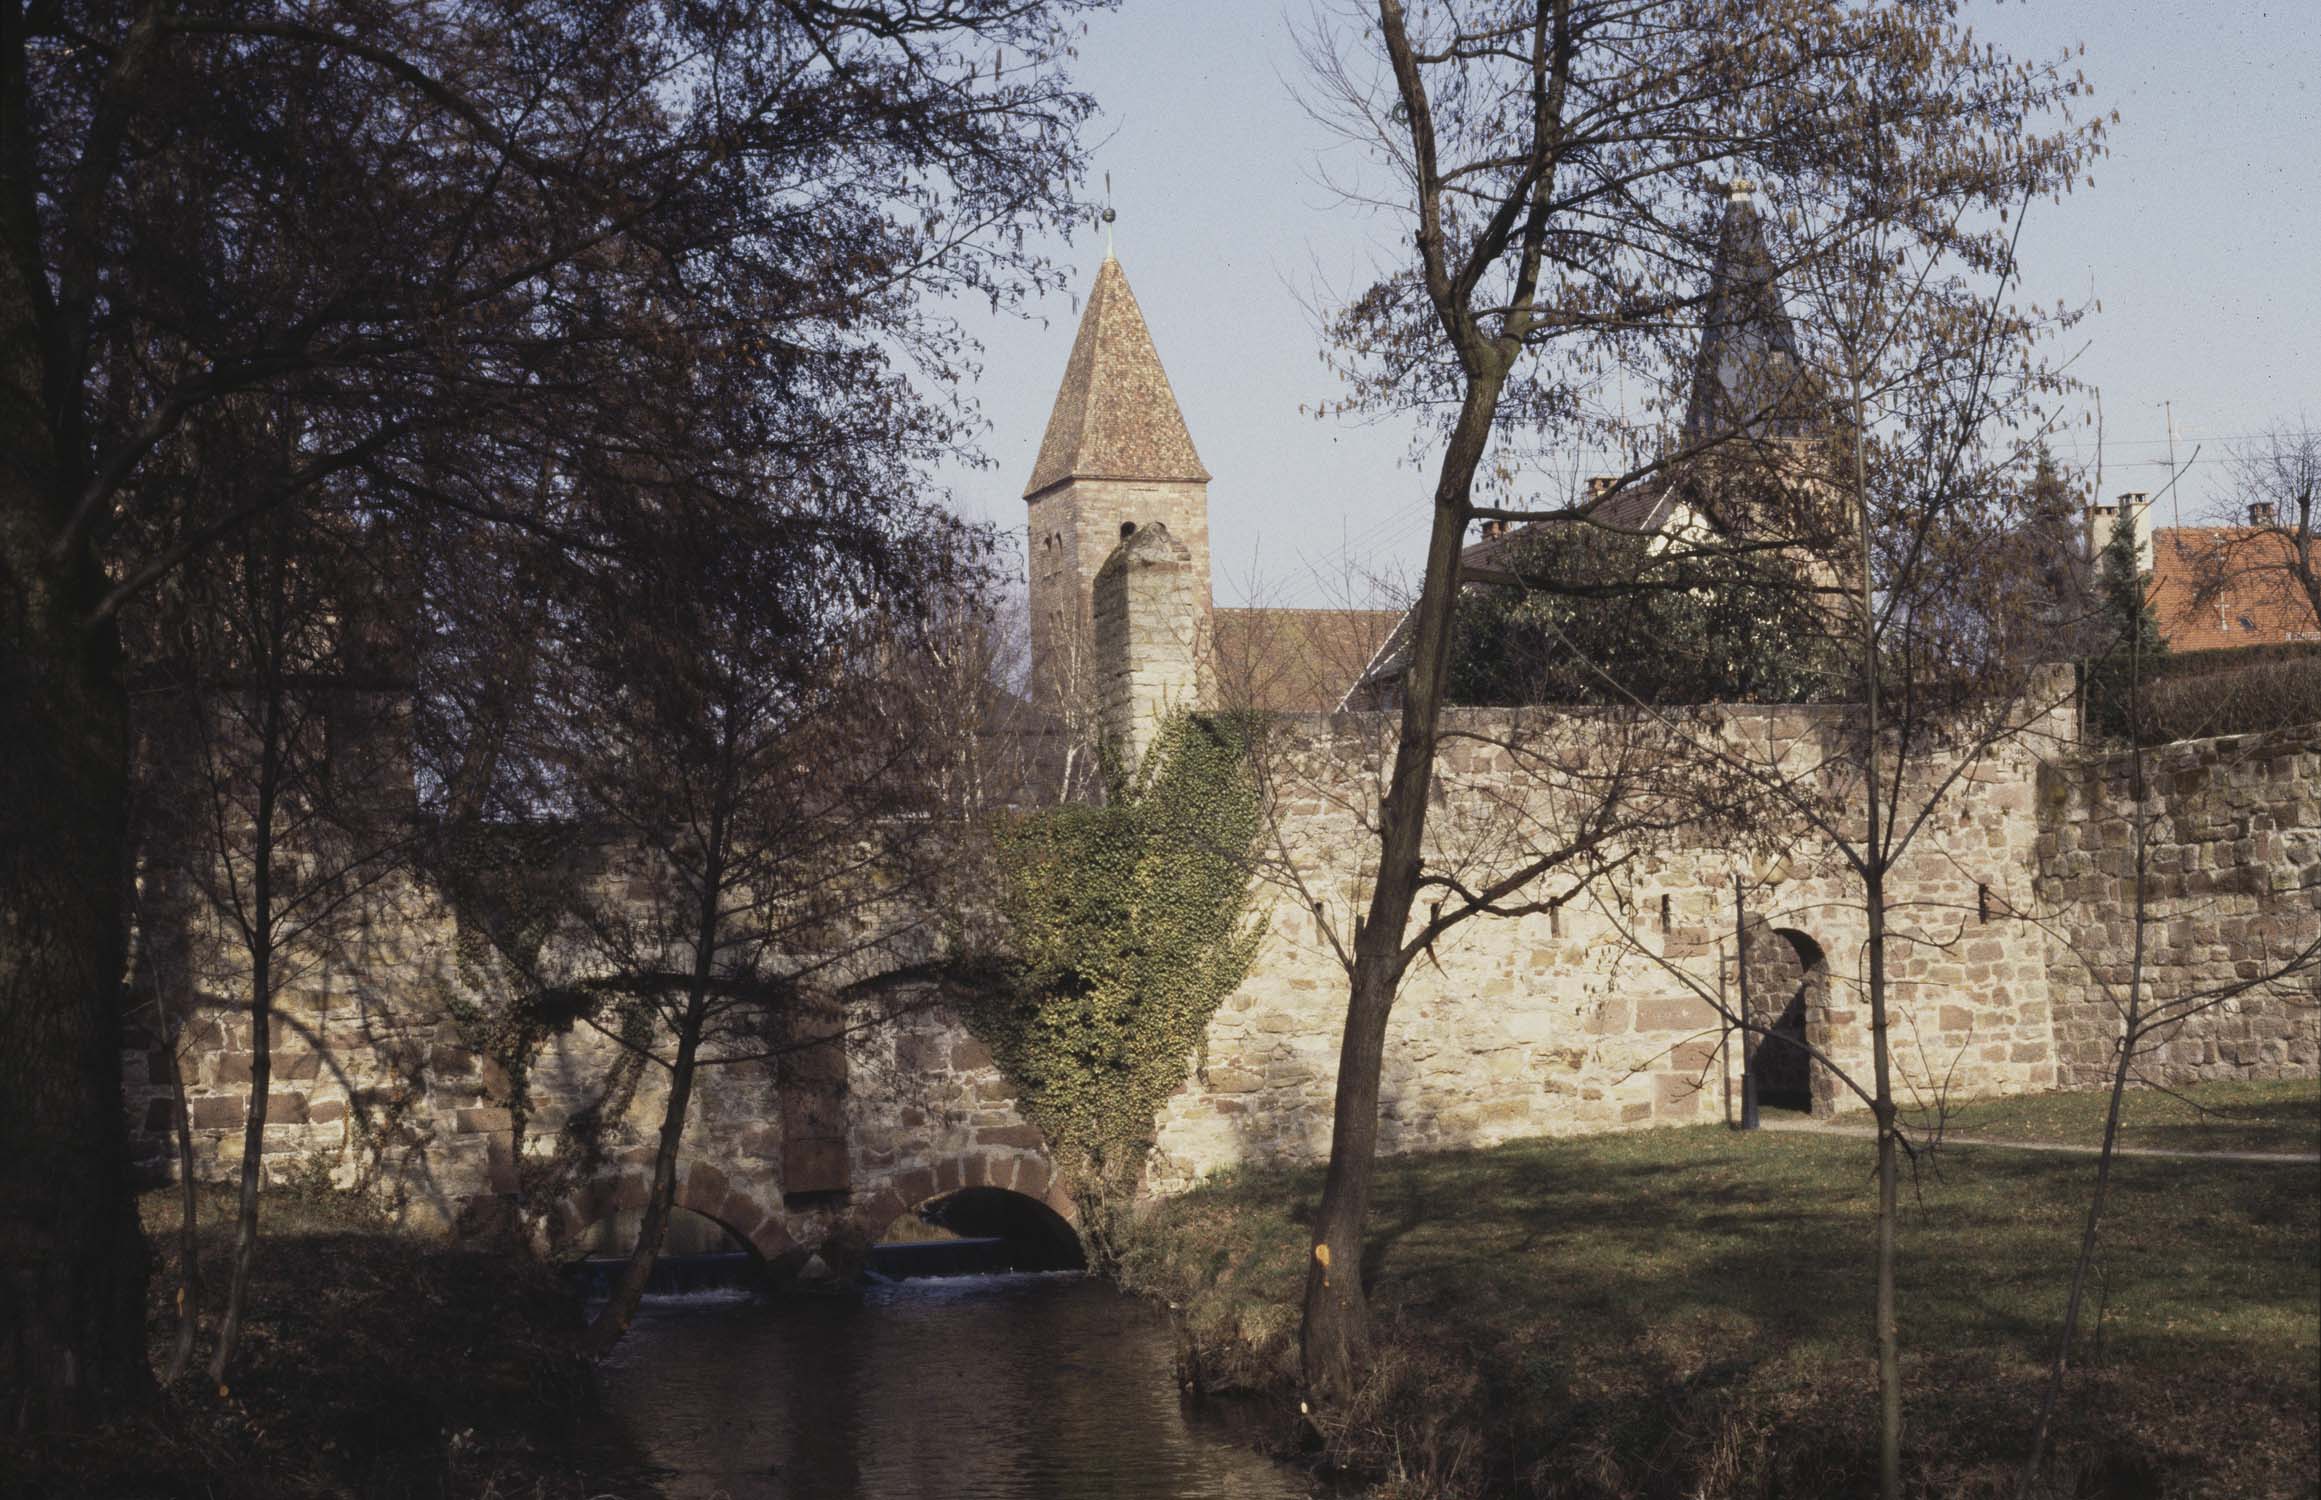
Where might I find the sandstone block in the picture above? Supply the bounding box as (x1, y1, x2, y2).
(191, 1095, 243, 1130)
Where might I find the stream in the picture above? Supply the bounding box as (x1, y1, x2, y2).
(598, 1271, 1314, 1499)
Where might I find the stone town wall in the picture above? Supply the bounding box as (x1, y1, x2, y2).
(1148, 692, 2076, 1189)
(2036, 723, 2321, 1088)
(121, 871, 1068, 1259)
(124, 708, 2319, 1246)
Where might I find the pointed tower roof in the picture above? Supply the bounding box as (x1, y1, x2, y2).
(1681, 184, 1819, 445)
(1023, 254, 1210, 500)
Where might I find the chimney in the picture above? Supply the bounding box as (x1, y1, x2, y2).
(2086, 493, 2153, 570)
(1479, 518, 1509, 541)
(2249, 501, 2278, 528)
(1588, 475, 1618, 503)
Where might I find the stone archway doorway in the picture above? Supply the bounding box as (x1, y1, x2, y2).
(1743, 926, 1828, 1120)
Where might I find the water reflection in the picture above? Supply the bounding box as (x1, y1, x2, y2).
(600, 1273, 1310, 1499)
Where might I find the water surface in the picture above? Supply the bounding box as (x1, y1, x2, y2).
(600, 1273, 1311, 1499)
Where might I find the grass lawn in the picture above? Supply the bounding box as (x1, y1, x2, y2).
(1127, 1094, 2321, 1499)
(1910, 1078, 2320, 1156)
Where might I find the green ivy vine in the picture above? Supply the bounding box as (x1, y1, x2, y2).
(971, 713, 1265, 1266)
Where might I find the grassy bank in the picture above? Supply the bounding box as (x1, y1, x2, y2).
(0, 1184, 650, 1500)
(1124, 1081, 2321, 1499)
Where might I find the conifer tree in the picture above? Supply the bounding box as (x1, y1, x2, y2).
(2086, 507, 2168, 740)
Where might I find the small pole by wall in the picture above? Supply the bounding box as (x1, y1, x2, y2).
(1735, 875, 1759, 1132)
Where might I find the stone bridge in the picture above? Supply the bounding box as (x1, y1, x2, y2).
(537, 998, 1079, 1268)
(124, 896, 1077, 1267)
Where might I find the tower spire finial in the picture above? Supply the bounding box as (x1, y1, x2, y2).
(1101, 171, 1116, 258)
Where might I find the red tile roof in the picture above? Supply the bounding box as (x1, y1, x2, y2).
(2149, 527, 2321, 651)
(1211, 607, 1405, 713)
(1023, 255, 1209, 500)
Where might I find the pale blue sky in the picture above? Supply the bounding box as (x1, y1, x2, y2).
(936, 0, 2319, 607)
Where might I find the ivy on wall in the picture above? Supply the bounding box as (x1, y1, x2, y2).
(971, 713, 1265, 1266)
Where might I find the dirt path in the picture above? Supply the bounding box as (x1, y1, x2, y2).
(1756, 1116, 2321, 1165)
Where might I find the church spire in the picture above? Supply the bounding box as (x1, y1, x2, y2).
(1680, 181, 1817, 445)
(1022, 256, 1209, 501)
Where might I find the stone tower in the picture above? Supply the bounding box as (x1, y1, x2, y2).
(1023, 252, 1212, 707)
(1093, 521, 1200, 774)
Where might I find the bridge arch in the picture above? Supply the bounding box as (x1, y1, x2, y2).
(549, 1160, 797, 1263)
(548, 1148, 1074, 1266)
(848, 1148, 1077, 1247)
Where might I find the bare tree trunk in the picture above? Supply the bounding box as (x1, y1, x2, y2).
(1866, 875, 1903, 1500)
(584, 993, 707, 1355)
(1735, 877, 1759, 1131)
(587, 826, 723, 1356)
(1300, 369, 1503, 1398)
(2016, 964, 2137, 1497)
(1848, 376, 1904, 1500)
(0, 261, 152, 1427)
(206, 936, 271, 1385)
(2018, 609, 2153, 1496)
(208, 701, 281, 1385)
(159, 1002, 202, 1387)
(1299, 955, 1401, 1396)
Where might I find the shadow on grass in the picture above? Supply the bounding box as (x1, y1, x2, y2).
(1132, 1125, 2320, 1498)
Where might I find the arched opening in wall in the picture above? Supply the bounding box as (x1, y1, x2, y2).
(1744, 927, 1828, 1118)
(565, 1205, 759, 1297)
(871, 1187, 1085, 1278)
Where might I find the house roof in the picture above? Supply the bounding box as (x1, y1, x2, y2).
(1212, 607, 1405, 713)
(2150, 526, 2321, 650)
(1023, 254, 1210, 500)
(1456, 480, 1681, 589)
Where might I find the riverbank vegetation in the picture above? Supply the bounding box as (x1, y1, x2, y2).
(1123, 1082, 2321, 1499)
(0, 1186, 648, 1500)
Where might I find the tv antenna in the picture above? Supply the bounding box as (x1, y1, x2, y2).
(2160, 400, 2183, 528)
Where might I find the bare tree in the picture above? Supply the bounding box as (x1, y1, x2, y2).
(172, 513, 390, 1383)
(2, 0, 1106, 1424)
(1284, 0, 2101, 1417)
(107, 392, 427, 1384)
(492, 432, 1011, 1350)
(1521, 183, 2136, 1495)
